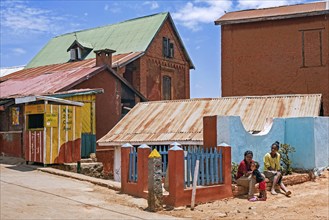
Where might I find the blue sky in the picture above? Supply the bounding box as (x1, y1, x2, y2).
(0, 0, 315, 98)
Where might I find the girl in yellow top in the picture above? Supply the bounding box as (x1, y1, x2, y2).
(263, 141, 292, 196)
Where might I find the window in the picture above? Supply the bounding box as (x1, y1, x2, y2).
(70, 47, 82, 61)
(28, 114, 44, 129)
(162, 76, 172, 100)
(163, 37, 174, 58)
(301, 29, 323, 67)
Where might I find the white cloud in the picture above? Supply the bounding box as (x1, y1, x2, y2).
(104, 3, 121, 13)
(84, 12, 88, 16)
(237, 0, 306, 10)
(172, 0, 232, 31)
(143, 1, 159, 10)
(0, 0, 78, 35)
(12, 48, 26, 55)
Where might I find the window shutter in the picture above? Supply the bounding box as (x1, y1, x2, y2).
(163, 37, 169, 57)
(70, 49, 76, 60)
(169, 43, 174, 58)
(162, 76, 172, 100)
(77, 47, 82, 60)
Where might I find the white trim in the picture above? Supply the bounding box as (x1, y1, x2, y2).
(50, 105, 53, 163)
(34, 132, 36, 161)
(29, 131, 31, 161)
(73, 106, 75, 141)
(97, 140, 203, 146)
(42, 129, 45, 163)
(58, 106, 61, 155)
(65, 106, 68, 144)
(15, 95, 84, 106)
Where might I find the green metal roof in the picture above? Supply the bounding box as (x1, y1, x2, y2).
(26, 13, 169, 68)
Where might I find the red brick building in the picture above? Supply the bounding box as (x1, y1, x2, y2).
(1, 13, 194, 159)
(2, 12, 193, 139)
(215, 2, 329, 115)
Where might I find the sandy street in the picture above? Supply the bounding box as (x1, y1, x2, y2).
(1, 158, 328, 220)
(0, 163, 178, 220)
(159, 170, 329, 220)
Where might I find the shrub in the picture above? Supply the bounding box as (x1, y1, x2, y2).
(279, 143, 296, 175)
(231, 162, 239, 183)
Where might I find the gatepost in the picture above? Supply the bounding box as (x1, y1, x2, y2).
(147, 149, 163, 212)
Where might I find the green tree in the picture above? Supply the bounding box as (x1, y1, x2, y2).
(279, 143, 296, 175)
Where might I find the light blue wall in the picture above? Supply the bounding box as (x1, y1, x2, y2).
(216, 116, 329, 170)
(314, 117, 329, 168)
(285, 117, 315, 169)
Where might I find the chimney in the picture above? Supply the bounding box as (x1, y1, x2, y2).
(94, 49, 116, 67)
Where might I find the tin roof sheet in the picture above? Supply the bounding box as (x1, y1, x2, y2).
(0, 66, 102, 99)
(25, 13, 194, 69)
(1, 52, 143, 81)
(98, 94, 322, 145)
(215, 1, 328, 25)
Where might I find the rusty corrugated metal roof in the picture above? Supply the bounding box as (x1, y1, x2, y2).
(0, 67, 102, 99)
(97, 94, 322, 145)
(215, 1, 328, 25)
(0, 52, 143, 81)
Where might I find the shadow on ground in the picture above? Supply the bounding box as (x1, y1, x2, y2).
(0, 156, 39, 172)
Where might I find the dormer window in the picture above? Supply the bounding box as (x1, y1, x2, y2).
(163, 37, 174, 58)
(70, 47, 82, 60)
(67, 39, 93, 62)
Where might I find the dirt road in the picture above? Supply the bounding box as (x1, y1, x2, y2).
(1, 157, 328, 220)
(159, 170, 329, 220)
(0, 163, 178, 220)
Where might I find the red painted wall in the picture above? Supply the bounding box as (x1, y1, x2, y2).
(73, 70, 121, 140)
(0, 132, 23, 158)
(221, 15, 329, 115)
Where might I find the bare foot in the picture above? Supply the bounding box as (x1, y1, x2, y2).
(285, 191, 292, 196)
(271, 190, 278, 195)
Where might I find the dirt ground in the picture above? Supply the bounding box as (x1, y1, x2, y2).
(1, 156, 328, 219)
(101, 170, 329, 220)
(155, 170, 329, 220)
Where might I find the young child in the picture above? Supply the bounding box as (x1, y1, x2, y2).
(250, 161, 267, 201)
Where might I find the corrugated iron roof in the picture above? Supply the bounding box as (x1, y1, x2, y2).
(215, 1, 328, 25)
(0, 66, 102, 99)
(0, 63, 147, 101)
(97, 94, 322, 145)
(25, 12, 194, 69)
(1, 52, 143, 81)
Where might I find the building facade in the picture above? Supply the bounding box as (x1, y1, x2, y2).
(215, 2, 329, 115)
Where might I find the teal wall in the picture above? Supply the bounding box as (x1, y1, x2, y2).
(216, 116, 329, 170)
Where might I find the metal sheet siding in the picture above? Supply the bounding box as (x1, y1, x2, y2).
(98, 94, 321, 145)
(64, 94, 96, 158)
(25, 104, 82, 164)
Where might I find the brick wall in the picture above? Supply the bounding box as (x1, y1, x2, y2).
(221, 15, 329, 115)
(123, 18, 191, 101)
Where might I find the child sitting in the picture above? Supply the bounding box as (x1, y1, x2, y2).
(249, 161, 267, 201)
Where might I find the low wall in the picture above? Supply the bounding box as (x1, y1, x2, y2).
(0, 131, 23, 158)
(121, 144, 233, 207)
(210, 116, 329, 170)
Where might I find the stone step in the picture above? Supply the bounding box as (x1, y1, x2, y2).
(80, 158, 94, 163)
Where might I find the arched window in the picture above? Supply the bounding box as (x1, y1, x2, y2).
(162, 76, 171, 100)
